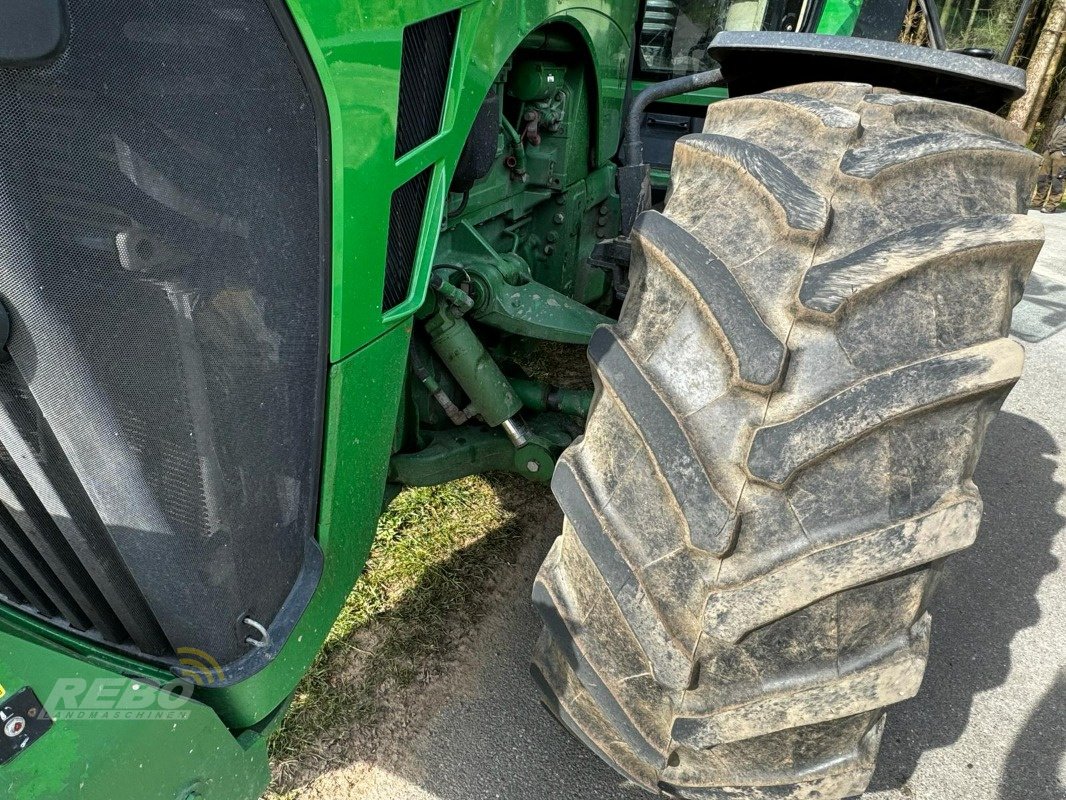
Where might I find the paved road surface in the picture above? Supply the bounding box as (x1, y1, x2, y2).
(329, 211, 1066, 800)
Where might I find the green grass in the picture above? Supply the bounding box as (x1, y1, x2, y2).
(266, 474, 539, 796)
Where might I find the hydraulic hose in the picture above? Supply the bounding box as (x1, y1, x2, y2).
(618, 68, 725, 235)
(1000, 0, 1035, 62)
(621, 68, 724, 167)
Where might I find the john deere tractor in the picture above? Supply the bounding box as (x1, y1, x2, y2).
(0, 0, 1045, 796)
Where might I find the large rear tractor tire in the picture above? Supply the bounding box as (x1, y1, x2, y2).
(532, 82, 1043, 798)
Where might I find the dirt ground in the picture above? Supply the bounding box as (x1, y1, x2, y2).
(268, 210, 1066, 800)
(265, 478, 564, 800)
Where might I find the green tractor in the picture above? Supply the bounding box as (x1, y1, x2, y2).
(0, 0, 1045, 796)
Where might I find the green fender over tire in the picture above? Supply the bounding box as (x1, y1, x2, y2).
(532, 82, 1044, 798)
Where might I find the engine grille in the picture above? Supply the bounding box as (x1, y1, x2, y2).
(395, 10, 460, 159)
(383, 168, 435, 312)
(383, 10, 459, 312)
(0, 369, 169, 653)
(0, 0, 328, 667)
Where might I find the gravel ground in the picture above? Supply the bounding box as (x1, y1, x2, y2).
(296, 210, 1066, 800)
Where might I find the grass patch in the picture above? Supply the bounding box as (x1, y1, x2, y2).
(514, 340, 596, 390)
(267, 474, 538, 795)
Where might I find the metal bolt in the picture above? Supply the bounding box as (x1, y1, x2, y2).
(543, 245, 555, 255)
(3, 716, 26, 738)
(599, 204, 609, 215)
(553, 212, 565, 224)
(526, 460, 541, 473)
(546, 231, 558, 243)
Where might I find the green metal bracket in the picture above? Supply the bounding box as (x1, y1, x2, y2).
(1, 628, 272, 800)
(389, 413, 576, 486)
(468, 262, 610, 342)
(441, 222, 611, 343)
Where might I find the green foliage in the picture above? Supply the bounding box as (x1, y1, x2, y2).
(939, 0, 1023, 52)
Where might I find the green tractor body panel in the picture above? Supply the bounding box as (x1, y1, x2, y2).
(1, 323, 409, 799)
(815, 0, 863, 34)
(0, 629, 270, 800)
(0, 0, 996, 796)
(290, 0, 636, 360)
(1, 0, 636, 794)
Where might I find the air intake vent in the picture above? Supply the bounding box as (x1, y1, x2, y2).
(395, 10, 460, 159)
(0, 368, 170, 655)
(0, 0, 329, 670)
(384, 168, 434, 312)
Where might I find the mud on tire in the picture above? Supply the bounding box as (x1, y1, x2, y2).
(531, 82, 1043, 798)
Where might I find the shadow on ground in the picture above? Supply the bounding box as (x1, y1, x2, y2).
(1012, 272, 1066, 344)
(272, 412, 1063, 799)
(267, 475, 558, 797)
(1000, 666, 1066, 800)
(870, 412, 1064, 795)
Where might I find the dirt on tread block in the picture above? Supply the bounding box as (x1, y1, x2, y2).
(531, 82, 1043, 798)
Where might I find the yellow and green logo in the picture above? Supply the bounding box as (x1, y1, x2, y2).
(174, 647, 226, 686)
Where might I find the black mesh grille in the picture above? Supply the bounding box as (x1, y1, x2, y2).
(384, 168, 434, 312)
(0, 0, 327, 667)
(0, 369, 168, 652)
(394, 11, 460, 159)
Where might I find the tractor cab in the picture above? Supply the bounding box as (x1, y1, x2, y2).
(630, 0, 1032, 185)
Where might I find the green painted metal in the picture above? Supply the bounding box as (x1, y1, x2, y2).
(284, 0, 634, 362)
(815, 0, 863, 35)
(436, 58, 621, 308)
(2, 324, 414, 773)
(3, 0, 635, 736)
(511, 379, 593, 418)
(390, 414, 574, 485)
(629, 81, 728, 105)
(395, 44, 619, 473)
(198, 323, 412, 729)
(469, 267, 612, 341)
(424, 306, 523, 427)
(435, 226, 612, 344)
(510, 61, 570, 102)
(0, 628, 271, 800)
(0, 604, 175, 688)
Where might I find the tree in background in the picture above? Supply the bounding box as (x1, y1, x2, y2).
(1008, 0, 1066, 139)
